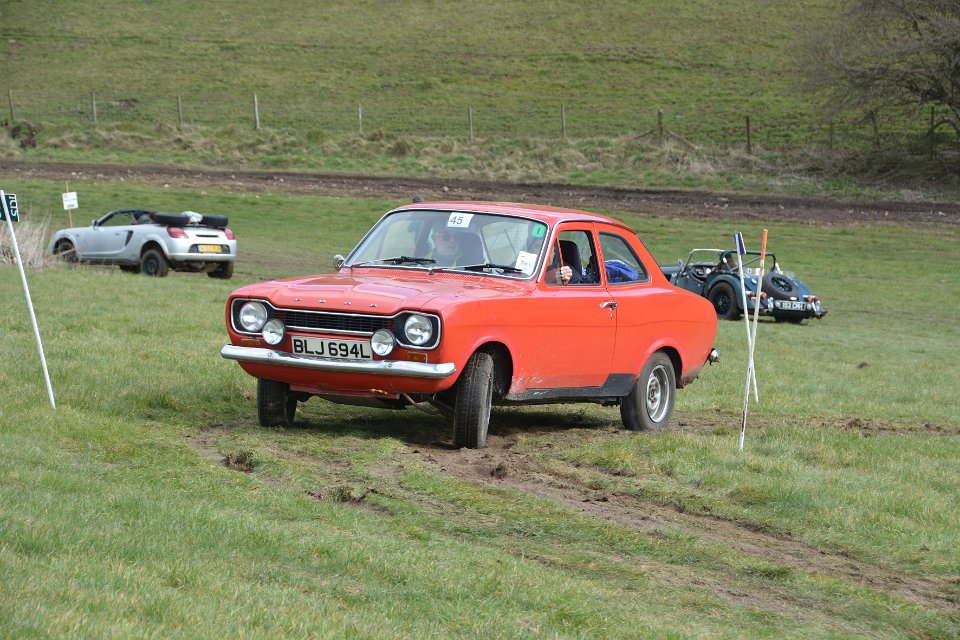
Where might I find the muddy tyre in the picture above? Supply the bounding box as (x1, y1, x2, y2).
(708, 281, 739, 320)
(257, 378, 297, 426)
(620, 351, 676, 431)
(54, 240, 78, 262)
(140, 248, 169, 277)
(207, 261, 234, 279)
(453, 351, 494, 449)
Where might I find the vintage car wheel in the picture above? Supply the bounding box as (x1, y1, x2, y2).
(257, 378, 297, 426)
(708, 282, 740, 320)
(762, 273, 797, 299)
(621, 352, 676, 431)
(207, 261, 234, 279)
(453, 351, 494, 449)
(140, 248, 169, 277)
(53, 240, 78, 262)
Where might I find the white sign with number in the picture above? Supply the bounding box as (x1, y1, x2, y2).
(446, 212, 473, 228)
(62, 192, 78, 210)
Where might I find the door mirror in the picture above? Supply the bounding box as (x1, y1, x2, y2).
(333, 254, 345, 269)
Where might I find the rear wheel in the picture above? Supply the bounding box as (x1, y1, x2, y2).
(257, 379, 297, 426)
(453, 351, 494, 449)
(708, 282, 740, 320)
(140, 248, 169, 277)
(207, 261, 234, 279)
(621, 352, 676, 431)
(54, 240, 77, 262)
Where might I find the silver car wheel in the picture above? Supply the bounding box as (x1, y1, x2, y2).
(646, 364, 670, 423)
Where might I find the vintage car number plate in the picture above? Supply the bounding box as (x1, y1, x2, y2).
(198, 244, 223, 253)
(292, 336, 372, 360)
(774, 300, 807, 311)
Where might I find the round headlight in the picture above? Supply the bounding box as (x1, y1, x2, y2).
(261, 318, 286, 345)
(403, 314, 433, 346)
(371, 329, 396, 356)
(238, 301, 268, 332)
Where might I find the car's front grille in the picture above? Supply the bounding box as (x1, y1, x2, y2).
(275, 309, 394, 336)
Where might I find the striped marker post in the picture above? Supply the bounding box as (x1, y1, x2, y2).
(739, 229, 767, 451)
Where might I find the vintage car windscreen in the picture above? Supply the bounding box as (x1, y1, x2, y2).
(347, 209, 549, 278)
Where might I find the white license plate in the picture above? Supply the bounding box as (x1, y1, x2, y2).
(198, 244, 222, 253)
(291, 336, 372, 360)
(775, 300, 807, 311)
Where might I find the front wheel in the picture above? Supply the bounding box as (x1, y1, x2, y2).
(54, 240, 78, 262)
(453, 351, 494, 448)
(257, 379, 297, 426)
(621, 352, 676, 431)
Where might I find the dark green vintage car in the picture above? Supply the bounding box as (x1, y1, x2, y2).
(661, 248, 826, 322)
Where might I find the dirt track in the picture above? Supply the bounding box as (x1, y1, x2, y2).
(4, 159, 960, 226)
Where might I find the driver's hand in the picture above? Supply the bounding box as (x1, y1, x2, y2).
(560, 265, 572, 284)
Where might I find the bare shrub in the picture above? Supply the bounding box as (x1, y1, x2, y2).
(0, 219, 53, 270)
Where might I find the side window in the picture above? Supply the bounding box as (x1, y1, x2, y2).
(102, 211, 133, 227)
(598, 233, 648, 284)
(544, 229, 600, 286)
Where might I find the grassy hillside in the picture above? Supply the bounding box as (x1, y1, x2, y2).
(1, 179, 958, 636)
(4, 1, 957, 198)
(1, 1, 830, 140)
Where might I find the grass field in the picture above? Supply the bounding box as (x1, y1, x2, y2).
(1, 179, 958, 638)
(4, 1, 958, 200)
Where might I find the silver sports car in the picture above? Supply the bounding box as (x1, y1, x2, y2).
(48, 209, 237, 278)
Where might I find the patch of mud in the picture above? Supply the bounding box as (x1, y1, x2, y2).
(826, 417, 960, 437)
(404, 432, 958, 612)
(4, 159, 960, 226)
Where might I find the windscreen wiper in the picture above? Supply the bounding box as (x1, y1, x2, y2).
(460, 262, 523, 274)
(365, 256, 437, 265)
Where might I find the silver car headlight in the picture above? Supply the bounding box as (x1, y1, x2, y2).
(261, 318, 286, 346)
(370, 329, 396, 356)
(238, 301, 268, 332)
(403, 314, 433, 346)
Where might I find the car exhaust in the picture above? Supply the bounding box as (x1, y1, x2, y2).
(708, 348, 720, 364)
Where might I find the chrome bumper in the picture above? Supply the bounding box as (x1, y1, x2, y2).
(220, 345, 457, 379)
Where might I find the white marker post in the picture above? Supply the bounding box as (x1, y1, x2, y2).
(1, 190, 57, 409)
(739, 229, 767, 451)
(733, 232, 758, 403)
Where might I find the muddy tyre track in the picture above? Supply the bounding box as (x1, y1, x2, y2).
(404, 432, 958, 612)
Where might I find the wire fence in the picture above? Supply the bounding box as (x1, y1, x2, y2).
(4, 88, 956, 155)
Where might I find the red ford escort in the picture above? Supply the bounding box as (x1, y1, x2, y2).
(221, 202, 719, 448)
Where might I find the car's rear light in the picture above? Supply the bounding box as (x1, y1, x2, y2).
(166, 226, 188, 238)
(224, 227, 236, 240)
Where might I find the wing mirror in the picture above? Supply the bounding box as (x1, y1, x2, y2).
(334, 254, 346, 269)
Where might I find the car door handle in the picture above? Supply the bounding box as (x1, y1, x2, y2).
(600, 301, 617, 310)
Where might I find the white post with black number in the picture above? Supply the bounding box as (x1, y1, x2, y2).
(1, 190, 57, 409)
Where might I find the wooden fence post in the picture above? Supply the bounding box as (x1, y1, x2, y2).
(468, 106, 474, 142)
(870, 111, 880, 149)
(745, 115, 752, 155)
(177, 94, 184, 128)
(929, 106, 935, 160)
(828, 117, 834, 151)
(657, 108, 664, 146)
(253, 94, 261, 130)
(561, 104, 566, 139)
(358, 104, 363, 135)
(7, 90, 13, 122)
(91, 91, 98, 125)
